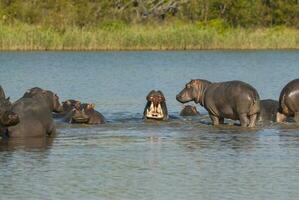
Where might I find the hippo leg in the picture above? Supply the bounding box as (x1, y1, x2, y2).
(210, 114, 220, 126)
(239, 113, 249, 127)
(294, 112, 299, 124)
(276, 112, 287, 123)
(248, 114, 257, 127)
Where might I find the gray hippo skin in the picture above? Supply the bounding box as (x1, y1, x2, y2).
(8, 88, 63, 138)
(64, 102, 106, 124)
(176, 79, 260, 127)
(143, 90, 168, 120)
(259, 99, 279, 122)
(180, 105, 200, 116)
(276, 79, 299, 124)
(0, 98, 20, 138)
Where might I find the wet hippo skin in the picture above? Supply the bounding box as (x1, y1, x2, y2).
(276, 79, 299, 124)
(177, 79, 260, 127)
(7, 87, 63, 138)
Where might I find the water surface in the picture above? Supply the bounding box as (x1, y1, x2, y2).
(0, 51, 299, 200)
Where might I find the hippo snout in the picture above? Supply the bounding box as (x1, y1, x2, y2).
(176, 94, 183, 103)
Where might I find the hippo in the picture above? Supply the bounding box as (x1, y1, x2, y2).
(7, 88, 63, 138)
(143, 90, 168, 120)
(180, 105, 200, 116)
(276, 79, 299, 124)
(64, 102, 106, 124)
(176, 79, 260, 127)
(258, 99, 279, 122)
(53, 99, 81, 118)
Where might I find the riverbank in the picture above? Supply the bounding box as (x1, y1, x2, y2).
(1, 22, 299, 50)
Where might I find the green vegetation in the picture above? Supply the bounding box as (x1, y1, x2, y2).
(0, 0, 299, 50)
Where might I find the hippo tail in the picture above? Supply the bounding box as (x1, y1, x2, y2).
(249, 92, 260, 116)
(278, 93, 288, 114)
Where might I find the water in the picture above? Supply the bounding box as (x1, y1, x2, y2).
(0, 51, 299, 200)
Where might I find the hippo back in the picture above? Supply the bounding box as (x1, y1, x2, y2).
(204, 80, 260, 120)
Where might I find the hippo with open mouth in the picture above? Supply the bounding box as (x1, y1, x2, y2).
(143, 90, 168, 120)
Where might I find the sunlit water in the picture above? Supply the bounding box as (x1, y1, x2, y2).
(0, 51, 299, 200)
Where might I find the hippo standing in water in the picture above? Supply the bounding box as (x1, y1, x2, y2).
(143, 90, 168, 120)
(259, 99, 279, 122)
(276, 79, 299, 124)
(7, 87, 63, 138)
(180, 105, 200, 116)
(64, 102, 106, 124)
(176, 79, 260, 127)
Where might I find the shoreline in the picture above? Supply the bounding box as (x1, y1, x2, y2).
(1, 48, 299, 51)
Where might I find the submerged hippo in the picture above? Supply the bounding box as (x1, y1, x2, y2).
(259, 99, 279, 122)
(276, 79, 299, 124)
(7, 88, 63, 138)
(176, 79, 260, 127)
(64, 102, 105, 124)
(180, 105, 200, 116)
(53, 99, 81, 118)
(143, 90, 168, 120)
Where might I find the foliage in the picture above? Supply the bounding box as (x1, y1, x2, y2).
(0, 0, 299, 28)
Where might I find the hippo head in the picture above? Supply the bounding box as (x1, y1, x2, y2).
(144, 90, 168, 120)
(62, 99, 80, 113)
(180, 105, 199, 116)
(176, 79, 211, 105)
(23, 87, 63, 113)
(0, 98, 19, 126)
(70, 102, 95, 123)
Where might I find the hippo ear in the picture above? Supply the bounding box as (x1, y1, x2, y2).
(6, 97, 10, 101)
(66, 100, 71, 105)
(87, 104, 95, 109)
(91, 103, 95, 109)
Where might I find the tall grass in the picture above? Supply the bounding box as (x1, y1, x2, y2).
(0, 22, 299, 50)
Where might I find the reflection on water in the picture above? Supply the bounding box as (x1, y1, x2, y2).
(0, 51, 299, 200)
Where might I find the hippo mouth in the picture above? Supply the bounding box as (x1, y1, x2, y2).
(145, 102, 165, 119)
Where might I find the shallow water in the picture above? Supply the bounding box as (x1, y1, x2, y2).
(0, 51, 299, 200)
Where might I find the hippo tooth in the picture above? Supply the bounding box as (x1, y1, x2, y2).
(157, 104, 162, 114)
(150, 102, 154, 111)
